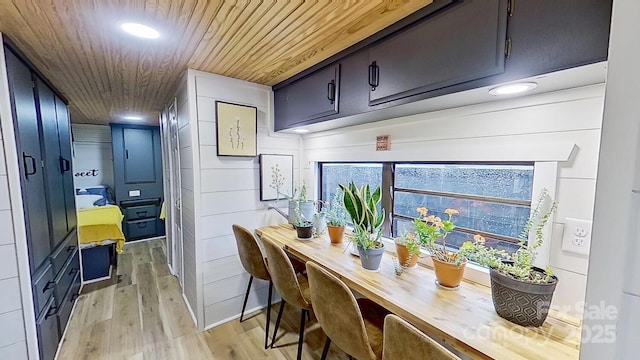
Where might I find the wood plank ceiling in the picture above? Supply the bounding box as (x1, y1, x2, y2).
(0, 0, 433, 125)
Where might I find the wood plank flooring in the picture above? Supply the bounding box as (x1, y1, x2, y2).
(59, 239, 350, 359)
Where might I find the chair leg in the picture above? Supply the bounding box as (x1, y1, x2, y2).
(264, 280, 273, 349)
(297, 309, 307, 360)
(320, 337, 331, 360)
(239, 276, 254, 322)
(306, 310, 311, 322)
(270, 301, 286, 349)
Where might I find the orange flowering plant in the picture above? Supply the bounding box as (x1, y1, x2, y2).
(413, 207, 471, 266)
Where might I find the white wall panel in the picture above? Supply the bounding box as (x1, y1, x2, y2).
(0, 277, 22, 315)
(200, 169, 259, 193)
(0, 244, 18, 280)
(204, 273, 269, 306)
(204, 285, 270, 327)
(202, 255, 245, 286)
(202, 235, 239, 262)
(0, 341, 27, 360)
(0, 210, 14, 246)
(0, 310, 25, 347)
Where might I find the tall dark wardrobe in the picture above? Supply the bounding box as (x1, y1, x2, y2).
(4, 41, 80, 360)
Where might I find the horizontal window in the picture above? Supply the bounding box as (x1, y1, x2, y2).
(320, 162, 534, 254)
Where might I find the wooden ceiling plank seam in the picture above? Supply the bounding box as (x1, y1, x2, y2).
(213, 0, 325, 79)
(195, 0, 266, 71)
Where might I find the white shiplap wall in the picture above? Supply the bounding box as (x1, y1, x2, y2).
(302, 84, 605, 316)
(0, 40, 30, 359)
(186, 70, 299, 329)
(71, 124, 114, 189)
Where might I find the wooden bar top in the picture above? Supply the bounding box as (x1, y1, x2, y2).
(256, 224, 581, 360)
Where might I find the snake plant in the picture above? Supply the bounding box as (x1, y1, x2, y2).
(339, 181, 385, 249)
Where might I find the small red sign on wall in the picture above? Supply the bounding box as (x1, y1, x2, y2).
(376, 135, 390, 151)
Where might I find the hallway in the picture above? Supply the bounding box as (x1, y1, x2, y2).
(57, 240, 347, 359)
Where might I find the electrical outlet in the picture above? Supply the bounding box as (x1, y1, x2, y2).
(562, 218, 592, 256)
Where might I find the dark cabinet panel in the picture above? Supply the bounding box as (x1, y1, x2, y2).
(277, 63, 340, 128)
(5, 49, 51, 271)
(112, 124, 163, 203)
(36, 296, 59, 360)
(36, 78, 68, 247)
(368, 0, 507, 105)
(123, 127, 156, 183)
(55, 96, 76, 232)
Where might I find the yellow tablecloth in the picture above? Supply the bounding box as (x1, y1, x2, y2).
(77, 205, 126, 253)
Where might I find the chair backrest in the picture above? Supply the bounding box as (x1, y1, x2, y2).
(306, 262, 377, 360)
(382, 314, 460, 360)
(232, 225, 270, 281)
(261, 237, 310, 309)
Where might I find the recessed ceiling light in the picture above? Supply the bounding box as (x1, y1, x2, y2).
(489, 82, 538, 96)
(120, 22, 160, 39)
(293, 129, 310, 133)
(123, 115, 144, 121)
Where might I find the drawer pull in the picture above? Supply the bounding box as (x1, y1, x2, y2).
(45, 305, 58, 320)
(66, 245, 76, 253)
(137, 222, 148, 229)
(68, 267, 79, 276)
(136, 210, 148, 217)
(42, 281, 55, 293)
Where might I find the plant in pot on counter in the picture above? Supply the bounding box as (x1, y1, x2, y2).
(462, 188, 558, 327)
(413, 207, 471, 289)
(395, 232, 421, 269)
(325, 189, 348, 244)
(339, 181, 385, 271)
(293, 202, 314, 240)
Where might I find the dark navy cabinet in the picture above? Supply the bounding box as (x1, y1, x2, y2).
(273, 0, 613, 130)
(4, 41, 80, 360)
(111, 124, 164, 241)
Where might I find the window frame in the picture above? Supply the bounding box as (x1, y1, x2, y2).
(320, 161, 535, 245)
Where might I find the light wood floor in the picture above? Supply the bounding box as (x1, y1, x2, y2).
(58, 239, 349, 359)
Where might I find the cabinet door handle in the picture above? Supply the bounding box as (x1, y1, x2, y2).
(68, 267, 79, 276)
(45, 304, 58, 319)
(327, 80, 336, 104)
(22, 152, 37, 179)
(42, 280, 55, 293)
(59, 157, 71, 173)
(66, 245, 76, 253)
(368, 61, 379, 91)
(125, 150, 129, 159)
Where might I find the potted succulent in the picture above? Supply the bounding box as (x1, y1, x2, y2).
(293, 202, 314, 240)
(413, 207, 469, 289)
(287, 183, 314, 225)
(325, 189, 348, 244)
(462, 189, 558, 327)
(395, 232, 420, 269)
(339, 182, 385, 271)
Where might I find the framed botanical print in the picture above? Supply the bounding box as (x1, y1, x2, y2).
(259, 154, 294, 201)
(215, 101, 257, 157)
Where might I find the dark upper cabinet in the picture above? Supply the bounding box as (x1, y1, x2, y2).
(274, 64, 340, 130)
(273, 0, 612, 131)
(5, 49, 51, 271)
(36, 78, 68, 247)
(111, 124, 163, 202)
(55, 96, 76, 232)
(368, 0, 507, 105)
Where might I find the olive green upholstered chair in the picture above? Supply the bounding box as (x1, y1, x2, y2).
(232, 224, 273, 349)
(262, 237, 312, 360)
(382, 314, 460, 360)
(306, 261, 390, 360)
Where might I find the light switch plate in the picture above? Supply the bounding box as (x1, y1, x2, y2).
(129, 190, 141, 197)
(561, 218, 592, 256)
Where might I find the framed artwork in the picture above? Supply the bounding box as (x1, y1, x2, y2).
(215, 101, 257, 157)
(259, 154, 294, 201)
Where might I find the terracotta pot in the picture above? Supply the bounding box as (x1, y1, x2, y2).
(327, 225, 345, 244)
(395, 242, 419, 268)
(432, 257, 467, 288)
